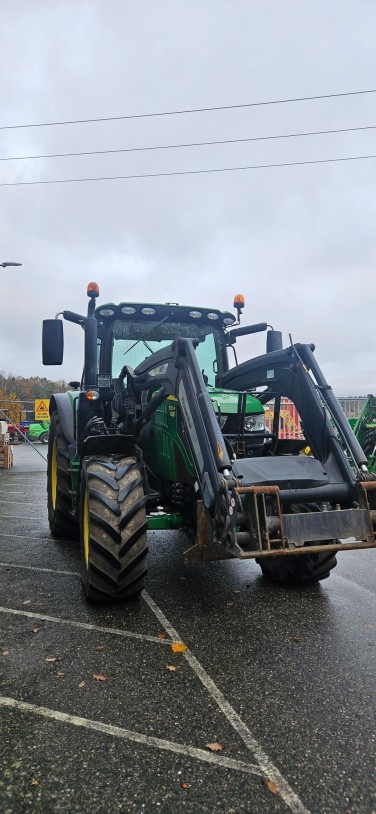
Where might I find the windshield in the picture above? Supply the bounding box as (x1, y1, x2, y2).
(111, 319, 222, 386)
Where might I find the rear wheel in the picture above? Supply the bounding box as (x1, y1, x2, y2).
(257, 548, 337, 586)
(47, 411, 79, 540)
(80, 455, 148, 602)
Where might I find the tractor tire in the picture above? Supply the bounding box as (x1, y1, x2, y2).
(47, 410, 79, 540)
(256, 548, 337, 586)
(80, 455, 148, 602)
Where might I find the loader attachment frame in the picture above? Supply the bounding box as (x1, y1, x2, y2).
(125, 337, 376, 561)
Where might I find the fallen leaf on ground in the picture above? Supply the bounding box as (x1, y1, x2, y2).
(232, 590, 241, 594)
(171, 642, 188, 653)
(92, 673, 108, 681)
(30, 779, 40, 786)
(205, 742, 223, 752)
(45, 657, 57, 663)
(292, 637, 301, 643)
(56, 672, 64, 677)
(2, 650, 9, 656)
(78, 681, 86, 688)
(95, 644, 105, 652)
(364, 624, 374, 629)
(157, 632, 167, 639)
(181, 783, 191, 790)
(226, 602, 234, 607)
(32, 628, 39, 634)
(165, 665, 177, 672)
(264, 779, 279, 794)
(23, 600, 32, 606)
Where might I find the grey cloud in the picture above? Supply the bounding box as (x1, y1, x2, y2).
(1, 0, 376, 393)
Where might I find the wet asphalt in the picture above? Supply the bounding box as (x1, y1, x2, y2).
(0, 445, 375, 814)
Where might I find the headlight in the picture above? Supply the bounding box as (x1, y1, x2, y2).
(244, 414, 265, 432)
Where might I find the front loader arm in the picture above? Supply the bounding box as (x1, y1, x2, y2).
(125, 337, 241, 549)
(221, 342, 368, 482)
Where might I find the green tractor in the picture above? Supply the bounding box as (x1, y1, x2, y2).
(28, 420, 50, 445)
(349, 395, 376, 474)
(42, 283, 376, 602)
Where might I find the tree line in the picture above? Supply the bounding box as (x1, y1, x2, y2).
(0, 373, 68, 424)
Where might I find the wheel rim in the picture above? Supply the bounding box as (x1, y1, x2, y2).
(51, 441, 58, 510)
(82, 489, 90, 568)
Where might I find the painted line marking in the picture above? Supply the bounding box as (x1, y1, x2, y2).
(0, 562, 79, 577)
(0, 500, 43, 506)
(0, 532, 75, 543)
(0, 491, 44, 496)
(0, 514, 49, 521)
(143, 591, 310, 814)
(0, 605, 175, 646)
(0, 469, 47, 482)
(0, 696, 262, 776)
(0, 476, 46, 480)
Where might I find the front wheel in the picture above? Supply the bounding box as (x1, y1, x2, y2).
(256, 548, 337, 586)
(80, 455, 148, 602)
(47, 410, 79, 540)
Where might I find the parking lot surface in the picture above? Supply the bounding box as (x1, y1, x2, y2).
(0, 445, 375, 813)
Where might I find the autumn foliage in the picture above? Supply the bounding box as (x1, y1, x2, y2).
(0, 372, 68, 424)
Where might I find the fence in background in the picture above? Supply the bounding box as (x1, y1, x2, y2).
(0, 400, 47, 471)
(337, 396, 368, 420)
(0, 394, 372, 472)
(263, 396, 369, 440)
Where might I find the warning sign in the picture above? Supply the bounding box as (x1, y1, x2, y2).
(35, 399, 50, 421)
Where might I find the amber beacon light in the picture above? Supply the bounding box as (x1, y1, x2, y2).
(87, 282, 100, 298)
(233, 293, 245, 317)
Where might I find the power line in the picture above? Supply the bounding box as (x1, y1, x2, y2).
(1, 88, 376, 131)
(1, 153, 376, 187)
(2, 123, 376, 162)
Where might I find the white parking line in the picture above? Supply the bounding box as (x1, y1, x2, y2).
(0, 500, 43, 506)
(0, 514, 48, 520)
(0, 491, 43, 496)
(0, 533, 75, 543)
(1, 487, 309, 811)
(0, 562, 79, 577)
(143, 591, 310, 814)
(0, 469, 47, 486)
(0, 605, 175, 646)
(0, 696, 262, 776)
(1, 477, 46, 481)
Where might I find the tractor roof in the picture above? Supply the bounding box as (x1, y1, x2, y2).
(95, 302, 236, 327)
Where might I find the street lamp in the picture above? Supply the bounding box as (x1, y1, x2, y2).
(0, 261, 22, 268)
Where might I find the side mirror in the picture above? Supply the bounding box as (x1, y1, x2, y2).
(42, 319, 64, 365)
(226, 322, 268, 345)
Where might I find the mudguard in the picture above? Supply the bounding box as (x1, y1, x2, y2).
(49, 393, 78, 445)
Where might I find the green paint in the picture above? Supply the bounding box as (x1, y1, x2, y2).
(147, 512, 184, 529)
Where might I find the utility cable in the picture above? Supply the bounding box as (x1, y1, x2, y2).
(1, 123, 376, 162)
(1, 153, 376, 187)
(1, 88, 376, 131)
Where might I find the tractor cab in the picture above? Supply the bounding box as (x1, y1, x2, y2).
(95, 300, 267, 470)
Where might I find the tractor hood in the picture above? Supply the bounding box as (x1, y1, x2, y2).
(208, 386, 263, 415)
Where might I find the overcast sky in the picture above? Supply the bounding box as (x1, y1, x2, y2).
(1, 0, 375, 393)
